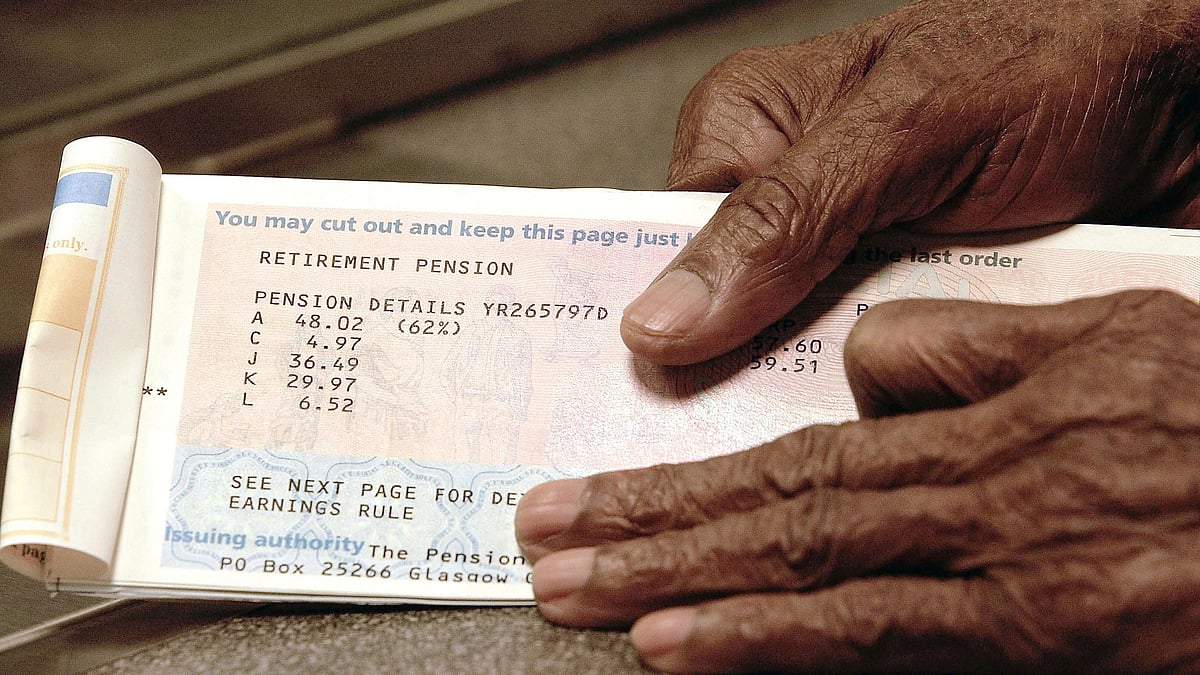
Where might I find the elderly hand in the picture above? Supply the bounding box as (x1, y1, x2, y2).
(517, 0, 1200, 670)
(620, 0, 1200, 366)
(517, 290, 1200, 672)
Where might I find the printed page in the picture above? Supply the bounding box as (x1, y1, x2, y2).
(106, 174, 727, 602)
(94, 163, 1200, 602)
(0, 137, 161, 581)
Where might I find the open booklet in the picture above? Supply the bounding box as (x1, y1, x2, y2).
(3, 136, 1199, 604)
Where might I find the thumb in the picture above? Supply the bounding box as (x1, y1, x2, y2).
(622, 66, 996, 365)
(843, 296, 1117, 418)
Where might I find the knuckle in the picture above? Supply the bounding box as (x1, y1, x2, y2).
(1110, 287, 1198, 321)
(813, 582, 920, 654)
(1070, 290, 1200, 401)
(767, 424, 847, 493)
(777, 491, 842, 587)
(709, 176, 847, 285)
(689, 600, 778, 670)
(1009, 290, 1200, 429)
(580, 465, 682, 537)
(732, 179, 806, 260)
(710, 595, 787, 658)
(591, 534, 681, 598)
(595, 513, 789, 602)
(988, 566, 1125, 667)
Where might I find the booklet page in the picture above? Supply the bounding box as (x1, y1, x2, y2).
(0, 137, 161, 580)
(8, 138, 1200, 604)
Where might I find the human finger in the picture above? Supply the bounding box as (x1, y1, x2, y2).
(843, 296, 1114, 418)
(623, 51, 1002, 365)
(523, 294, 1122, 562)
(627, 1, 1200, 366)
(529, 482, 988, 627)
(631, 535, 1200, 672)
(516, 397, 1017, 562)
(630, 578, 996, 673)
(541, 453, 1200, 658)
(666, 31, 874, 192)
(517, 378, 1056, 562)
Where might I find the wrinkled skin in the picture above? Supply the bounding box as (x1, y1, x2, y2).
(519, 291, 1200, 672)
(621, 0, 1200, 366)
(515, 0, 1200, 672)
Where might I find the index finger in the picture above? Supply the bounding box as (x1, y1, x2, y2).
(666, 33, 874, 192)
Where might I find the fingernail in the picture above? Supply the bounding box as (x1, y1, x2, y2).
(515, 479, 585, 548)
(623, 269, 711, 336)
(631, 607, 697, 659)
(532, 548, 595, 603)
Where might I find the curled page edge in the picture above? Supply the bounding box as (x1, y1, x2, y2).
(0, 137, 161, 582)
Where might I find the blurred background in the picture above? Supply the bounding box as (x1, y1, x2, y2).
(0, 1, 901, 671)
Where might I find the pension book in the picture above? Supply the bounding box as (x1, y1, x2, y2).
(2, 136, 1198, 603)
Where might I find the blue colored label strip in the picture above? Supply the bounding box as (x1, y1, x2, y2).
(53, 171, 113, 209)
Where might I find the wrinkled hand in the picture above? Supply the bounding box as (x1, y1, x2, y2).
(521, 1, 1200, 670)
(517, 290, 1200, 672)
(621, 0, 1200, 365)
